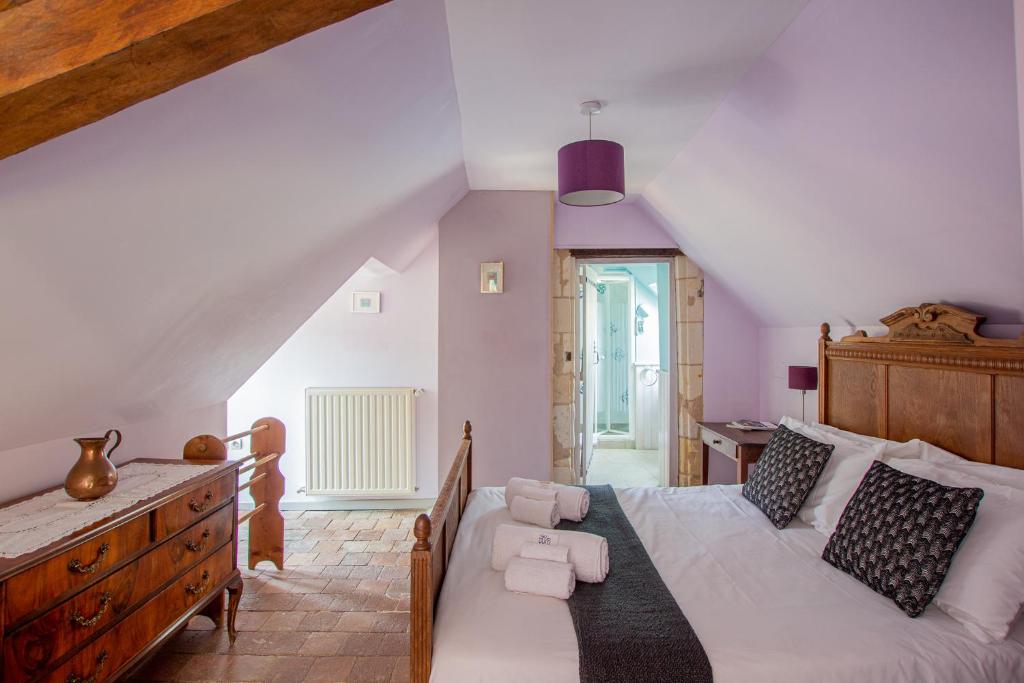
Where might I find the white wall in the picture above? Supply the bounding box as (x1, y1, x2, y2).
(0, 402, 225, 501)
(633, 278, 660, 366)
(228, 232, 440, 503)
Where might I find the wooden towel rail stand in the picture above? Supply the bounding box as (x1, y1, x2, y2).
(183, 417, 286, 571)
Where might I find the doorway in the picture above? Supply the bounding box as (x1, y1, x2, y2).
(575, 259, 675, 487)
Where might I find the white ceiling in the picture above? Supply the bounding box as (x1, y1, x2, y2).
(0, 0, 466, 449)
(444, 0, 809, 193)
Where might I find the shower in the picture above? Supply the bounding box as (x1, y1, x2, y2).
(591, 274, 633, 438)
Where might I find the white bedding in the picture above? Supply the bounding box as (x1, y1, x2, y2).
(431, 485, 1024, 683)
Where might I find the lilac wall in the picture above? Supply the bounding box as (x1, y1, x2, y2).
(703, 280, 758, 421)
(645, 0, 1024, 328)
(229, 235, 440, 502)
(0, 0, 466, 457)
(438, 191, 554, 486)
(641, 0, 1024, 482)
(703, 279, 760, 484)
(757, 323, 1024, 425)
(554, 200, 678, 249)
(0, 403, 225, 501)
(1017, 0, 1024, 237)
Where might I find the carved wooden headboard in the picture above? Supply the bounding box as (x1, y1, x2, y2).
(818, 303, 1024, 469)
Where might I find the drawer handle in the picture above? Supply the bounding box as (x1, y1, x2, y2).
(185, 529, 211, 552)
(188, 491, 214, 513)
(68, 544, 110, 575)
(66, 650, 108, 683)
(70, 592, 113, 628)
(712, 439, 722, 445)
(185, 570, 211, 596)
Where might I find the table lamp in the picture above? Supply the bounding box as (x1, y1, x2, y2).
(788, 366, 818, 422)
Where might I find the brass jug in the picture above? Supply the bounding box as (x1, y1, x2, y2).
(66, 429, 122, 500)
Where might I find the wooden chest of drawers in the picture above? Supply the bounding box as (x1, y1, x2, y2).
(0, 459, 242, 683)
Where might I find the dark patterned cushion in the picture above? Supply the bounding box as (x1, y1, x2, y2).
(822, 460, 983, 617)
(741, 425, 834, 529)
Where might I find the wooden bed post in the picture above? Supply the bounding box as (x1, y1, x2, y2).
(818, 322, 831, 424)
(410, 420, 474, 683)
(411, 514, 433, 683)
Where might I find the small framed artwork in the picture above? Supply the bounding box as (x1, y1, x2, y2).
(352, 291, 381, 313)
(480, 261, 504, 294)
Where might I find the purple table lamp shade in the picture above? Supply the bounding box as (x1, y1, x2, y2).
(557, 139, 625, 206)
(788, 366, 818, 391)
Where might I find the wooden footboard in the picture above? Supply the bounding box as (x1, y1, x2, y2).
(410, 421, 474, 683)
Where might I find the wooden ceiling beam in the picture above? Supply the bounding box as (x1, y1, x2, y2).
(0, 0, 390, 160)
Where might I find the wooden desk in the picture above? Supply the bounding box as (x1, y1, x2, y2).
(699, 422, 776, 485)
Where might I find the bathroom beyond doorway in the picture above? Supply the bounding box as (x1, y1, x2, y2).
(576, 260, 674, 488)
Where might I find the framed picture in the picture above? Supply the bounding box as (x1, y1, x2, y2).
(480, 261, 504, 294)
(352, 291, 381, 313)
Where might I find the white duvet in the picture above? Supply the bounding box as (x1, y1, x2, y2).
(431, 485, 1024, 683)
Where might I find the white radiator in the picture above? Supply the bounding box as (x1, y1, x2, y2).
(305, 387, 417, 497)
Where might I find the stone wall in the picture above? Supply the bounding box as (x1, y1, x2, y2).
(675, 254, 704, 486)
(551, 249, 576, 484)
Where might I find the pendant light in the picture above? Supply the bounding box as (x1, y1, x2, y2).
(557, 101, 625, 207)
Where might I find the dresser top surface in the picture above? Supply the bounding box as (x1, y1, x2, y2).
(0, 458, 237, 578)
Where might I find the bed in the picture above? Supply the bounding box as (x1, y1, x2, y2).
(410, 303, 1024, 682)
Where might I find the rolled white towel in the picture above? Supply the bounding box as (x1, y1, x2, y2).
(519, 484, 558, 502)
(506, 477, 590, 522)
(492, 523, 609, 583)
(509, 496, 560, 529)
(520, 542, 570, 564)
(505, 557, 576, 600)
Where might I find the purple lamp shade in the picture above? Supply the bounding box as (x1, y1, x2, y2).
(557, 139, 625, 207)
(788, 366, 818, 391)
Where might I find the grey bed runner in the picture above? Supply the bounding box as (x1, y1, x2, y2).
(557, 485, 713, 683)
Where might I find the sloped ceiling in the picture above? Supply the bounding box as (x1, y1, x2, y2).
(644, 0, 1024, 326)
(445, 0, 1023, 327)
(0, 0, 467, 449)
(444, 0, 809, 192)
(2, 0, 1022, 451)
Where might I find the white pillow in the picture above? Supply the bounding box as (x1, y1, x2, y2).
(808, 420, 890, 448)
(886, 458, 1024, 642)
(781, 417, 886, 535)
(920, 441, 1024, 490)
(807, 420, 924, 463)
(884, 439, 1024, 490)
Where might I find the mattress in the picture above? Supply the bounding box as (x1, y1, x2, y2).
(431, 485, 1024, 683)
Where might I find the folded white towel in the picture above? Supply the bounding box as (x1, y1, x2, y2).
(509, 496, 560, 529)
(505, 557, 576, 600)
(520, 542, 570, 564)
(506, 477, 590, 522)
(492, 523, 609, 583)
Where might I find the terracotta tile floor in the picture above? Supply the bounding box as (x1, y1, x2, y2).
(128, 509, 422, 683)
